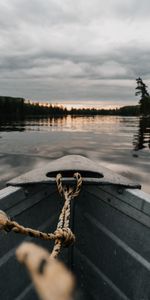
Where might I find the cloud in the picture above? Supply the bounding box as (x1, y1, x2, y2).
(0, 0, 150, 105)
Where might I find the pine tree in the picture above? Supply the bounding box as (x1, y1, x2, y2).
(135, 77, 150, 115)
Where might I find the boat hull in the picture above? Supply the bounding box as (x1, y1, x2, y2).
(73, 185, 150, 300)
(0, 183, 150, 299)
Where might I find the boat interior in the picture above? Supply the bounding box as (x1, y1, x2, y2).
(0, 155, 150, 300)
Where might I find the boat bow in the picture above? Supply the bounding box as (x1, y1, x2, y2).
(7, 155, 141, 189)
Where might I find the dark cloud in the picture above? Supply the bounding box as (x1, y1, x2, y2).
(0, 0, 150, 106)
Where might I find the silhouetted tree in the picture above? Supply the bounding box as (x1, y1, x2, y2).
(135, 77, 149, 98)
(135, 77, 150, 115)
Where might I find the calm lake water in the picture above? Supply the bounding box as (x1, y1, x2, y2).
(0, 115, 149, 192)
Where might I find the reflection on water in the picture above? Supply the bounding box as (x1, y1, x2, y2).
(0, 116, 68, 132)
(133, 116, 150, 151)
(0, 117, 62, 132)
(0, 116, 150, 151)
(0, 116, 150, 152)
(0, 115, 150, 150)
(0, 115, 112, 132)
(0, 115, 149, 193)
(0, 115, 138, 133)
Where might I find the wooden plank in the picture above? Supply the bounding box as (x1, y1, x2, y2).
(74, 248, 130, 300)
(0, 186, 25, 211)
(84, 186, 150, 228)
(97, 186, 143, 210)
(73, 202, 150, 300)
(85, 212, 150, 271)
(6, 186, 56, 218)
(100, 186, 150, 212)
(73, 190, 150, 266)
(0, 184, 57, 212)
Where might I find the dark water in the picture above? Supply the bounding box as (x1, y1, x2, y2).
(133, 117, 150, 151)
(0, 115, 149, 192)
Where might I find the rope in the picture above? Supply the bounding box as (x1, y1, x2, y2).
(0, 172, 82, 257)
(0, 214, 75, 246)
(51, 172, 82, 258)
(0, 172, 82, 300)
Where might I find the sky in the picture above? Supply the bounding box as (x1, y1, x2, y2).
(0, 0, 150, 108)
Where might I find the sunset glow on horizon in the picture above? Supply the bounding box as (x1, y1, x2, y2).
(31, 100, 126, 110)
(57, 102, 122, 110)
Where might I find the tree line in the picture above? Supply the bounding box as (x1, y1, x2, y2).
(0, 97, 67, 118)
(0, 78, 149, 118)
(70, 105, 139, 116)
(0, 96, 139, 118)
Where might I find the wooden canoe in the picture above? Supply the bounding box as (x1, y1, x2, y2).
(0, 155, 150, 300)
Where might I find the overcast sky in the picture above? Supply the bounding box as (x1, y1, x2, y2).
(0, 0, 150, 108)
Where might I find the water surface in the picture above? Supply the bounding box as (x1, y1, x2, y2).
(0, 115, 149, 193)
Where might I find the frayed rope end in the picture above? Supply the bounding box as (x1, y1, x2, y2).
(0, 210, 9, 230)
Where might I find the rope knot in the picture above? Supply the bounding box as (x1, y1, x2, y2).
(54, 228, 75, 247)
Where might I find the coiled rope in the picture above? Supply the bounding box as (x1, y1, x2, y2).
(0, 172, 82, 300)
(0, 172, 82, 258)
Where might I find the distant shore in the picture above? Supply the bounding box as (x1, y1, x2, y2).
(0, 96, 140, 118)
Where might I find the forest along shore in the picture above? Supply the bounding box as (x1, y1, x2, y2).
(0, 96, 140, 118)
